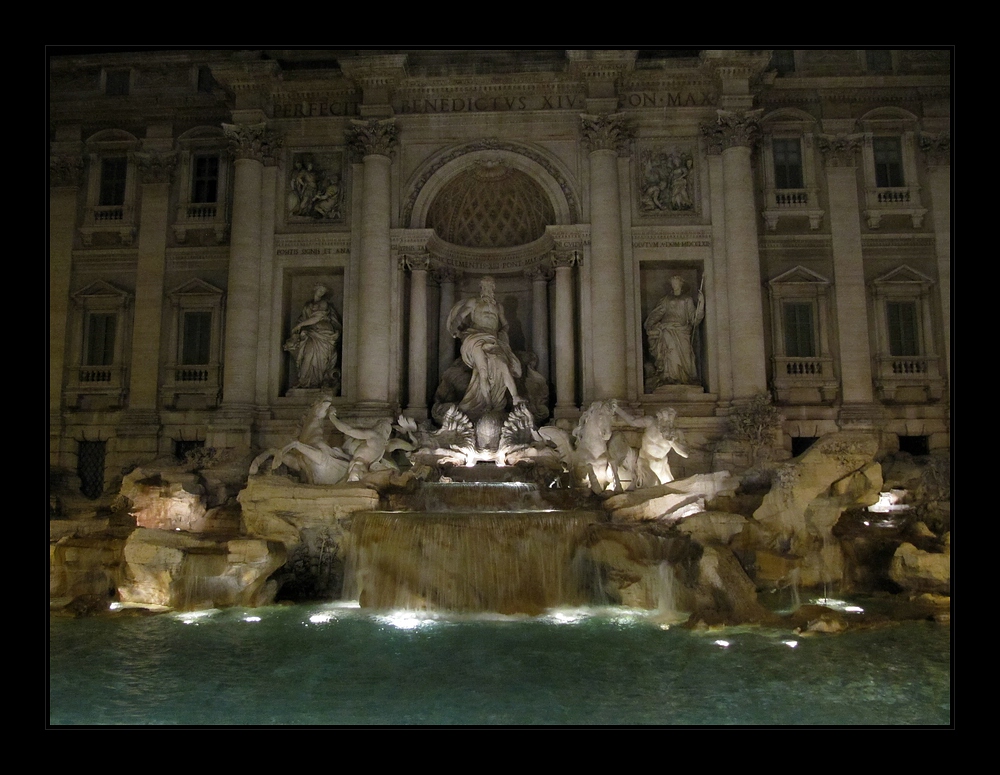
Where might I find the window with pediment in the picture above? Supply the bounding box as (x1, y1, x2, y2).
(767, 266, 838, 404)
(81, 130, 140, 246)
(870, 265, 944, 402)
(760, 110, 824, 230)
(173, 127, 230, 243)
(859, 109, 927, 229)
(163, 279, 225, 409)
(66, 280, 132, 410)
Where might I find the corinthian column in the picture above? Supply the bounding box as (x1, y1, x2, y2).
(581, 113, 631, 399)
(552, 251, 580, 416)
(436, 267, 459, 380)
(704, 110, 767, 399)
(220, 123, 281, 415)
(526, 266, 553, 380)
(348, 118, 397, 410)
(819, 134, 874, 408)
(921, 133, 951, 386)
(128, 151, 177, 416)
(402, 253, 430, 418)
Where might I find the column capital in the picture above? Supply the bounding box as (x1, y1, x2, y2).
(348, 118, 398, 160)
(818, 134, 864, 167)
(50, 154, 83, 187)
(920, 132, 951, 167)
(525, 265, 554, 282)
(708, 109, 763, 150)
(551, 249, 583, 269)
(399, 253, 431, 272)
(433, 266, 461, 284)
(223, 122, 283, 163)
(580, 113, 633, 155)
(133, 151, 178, 184)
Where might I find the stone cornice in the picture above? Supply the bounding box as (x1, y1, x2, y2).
(818, 134, 863, 167)
(339, 55, 408, 86)
(580, 113, 633, 154)
(566, 50, 637, 82)
(427, 232, 553, 274)
(347, 118, 398, 159)
(50, 154, 84, 187)
(133, 151, 178, 184)
(209, 59, 281, 110)
(223, 123, 283, 163)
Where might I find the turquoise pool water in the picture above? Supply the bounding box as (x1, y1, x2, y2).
(49, 602, 950, 726)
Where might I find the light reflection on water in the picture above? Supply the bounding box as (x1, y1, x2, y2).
(50, 603, 950, 726)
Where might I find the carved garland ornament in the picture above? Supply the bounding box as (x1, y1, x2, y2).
(223, 123, 283, 163)
(50, 154, 84, 187)
(818, 134, 863, 167)
(919, 132, 950, 166)
(134, 151, 178, 184)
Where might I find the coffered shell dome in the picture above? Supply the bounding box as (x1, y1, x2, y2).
(426, 161, 555, 249)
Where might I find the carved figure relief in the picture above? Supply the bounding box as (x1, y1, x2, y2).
(287, 153, 344, 221)
(639, 148, 695, 213)
(284, 283, 342, 393)
(644, 275, 705, 391)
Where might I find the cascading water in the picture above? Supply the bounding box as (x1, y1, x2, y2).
(342, 481, 609, 614)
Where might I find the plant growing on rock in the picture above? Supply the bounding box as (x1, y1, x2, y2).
(728, 391, 783, 467)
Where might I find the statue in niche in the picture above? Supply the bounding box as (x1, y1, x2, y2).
(644, 275, 705, 391)
(615, 406, 689, 486)
(640, 149, 695, 213)
(446, 275, 525, 421)
(284, 283, 341, 392)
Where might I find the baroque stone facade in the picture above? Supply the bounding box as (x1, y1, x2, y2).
(49, 49, 951, 495)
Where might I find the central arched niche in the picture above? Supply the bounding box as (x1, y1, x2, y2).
(426, 162, 555, 248)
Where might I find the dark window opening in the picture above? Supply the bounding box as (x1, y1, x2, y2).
(105, 69, 130, 96)
(174, 439, 205, 461)
(873, 137, 905, 188)
(773, 138, 804, 189)
(182, 311, 212, 365)
(197, 66, 215, 93)
(99, 157, 128, 206)
(771, 50, 795, 75)
(85, 313, 116, 366)
(791, 436, 818, 457)
(898, 435, 929, 456)
(866, 50, 893, 73)
(783, 302, 816, 358)
(887, 301, 920, 356)
(192, 155, 219, 204)
(78, 441, 107, 499)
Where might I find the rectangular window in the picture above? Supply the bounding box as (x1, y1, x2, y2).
(197, 66, 214, 93)
(99, 157, 128, 206)
(783, 302, 816, 357)
(773, 139, 804, 189)
(873, 137, 905, 188)
(182, 311, 212, 365)
(887, 301, 920, 356)
(105, 69, 130, 96)
(85, 313, 117, 366)
(866, 50, 893, 73)
(192, 155, 219, 204)
(77, 440, 107, 500)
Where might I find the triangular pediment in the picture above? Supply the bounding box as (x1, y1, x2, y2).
(769, 265, 830, 286)
(872, 264, 934, 287)
(71, 279, 131, 302)
(168, 278, 224, 301)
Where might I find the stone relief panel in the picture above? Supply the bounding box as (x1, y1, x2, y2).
(283, 273, 345, 396)
(286, 152, 345, 222)
(636, 145, 698, 217)
(640, 265, 705, 393)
